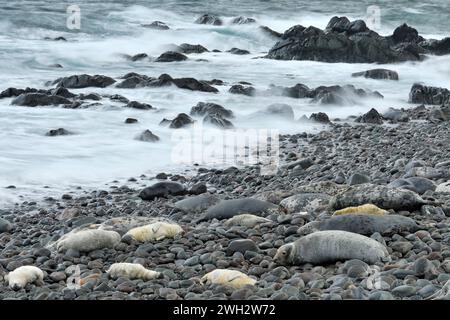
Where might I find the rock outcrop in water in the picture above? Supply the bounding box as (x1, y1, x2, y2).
(266, 17, 450, 63)
(195, 14, 223, 26)
(141, 21, 170, 30)
(51, 74, 116, 88)
(116, 73, 218, 93)
(409, 83, 450, 105)
(352, 69, 399, 80)
(155, 51, 188, 62)
(268, 83, 383, 105)
(190, 102, 234, 118)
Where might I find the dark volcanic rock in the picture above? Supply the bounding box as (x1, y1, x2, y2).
(203, 113, 234, 129)
(141, 21, 169, 30)
(126, 101, 153, 110)
(1, 87, 38, 98)
(46, 128, 72, 136)
(12, 93, 71, 107)
(356, 108, 384, 124)
(266, 17, 438, 63)
(177, 43, 209, 54)
(259, 26, 282, 38)
(409, 83, 450, 105)
(135, 130, 160, 142)
(352, 69, 399, 80)
(228, 48, 250, 55)
(229, 85, 255, 96)
(309, 112, 331, 124)
(125, 118, 138, 124)
(52, 74, 116, 88)
(190, 102, 233, 118)
(195, 14, 222, 25)
(139, 181, 187, 200)
(232, 16, 256, 24)
(126, 53, 149, 61)
(160, 113, 195, 129)
(171, 77, 218, 93)
(155, 51, 188, 62)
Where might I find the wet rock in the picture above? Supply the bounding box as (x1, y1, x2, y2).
(383, 108, 409, 122)
(195, 14, 222, 26)
(227, 48, 250, 55)
(352, 69, 399, 80)
(229, 85, 255, 96)
(12, 93, 71, 107)
(52, 74, 116, 88)
(347, 172, 370, 186)
(232, 16, 256, 24)
(160, 113, 194, 129)
(409, 83, 450, 105)
(0, 217, 13, 233)
(125, 118, 138, 124)
(46, 128, 73, 136)
(203, 114, 234, 129)
(135, 130, 160, 142)
(126, 101, 153, 110)
(177, 43, 209, 54)
(356, 108, 383, 124)
(141, 21, 169, 30)
(309, 112, 330, 124)
(155, 51, 188, 62)
(190, 102, 233, 118)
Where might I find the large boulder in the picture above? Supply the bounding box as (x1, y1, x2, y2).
(409, 83, 450, 105)
(155, 51, 188, 62)
(52, 74, 116, 88)
(352, 69, 399, 80)
(356, 108, 384, 124)
(171, 77, 218, 93)
(11, 93, 71, 107)
(190, 102, 233, 118)
(177, 43, 209, 54)
(265, 17, 441, 63)
(229, 84, 255, 96)
(160, 113, 195, 129)
(126, 101, 153, 110)
(195, 14, 222, 25)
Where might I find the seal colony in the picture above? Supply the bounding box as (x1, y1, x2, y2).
(1, 14, 450, 301)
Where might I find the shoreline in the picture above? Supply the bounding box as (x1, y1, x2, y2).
(2, 103, 450, 300)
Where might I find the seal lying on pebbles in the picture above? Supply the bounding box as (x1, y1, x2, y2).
(4, 266, 45, 290)
(53, 229, 121, 252)
(224, 214, 272, 228)
(333, 204, 388, 216)
(139, 181, 187, 200)
(274, 230, 389, 265)
(98, 216, 160, 234)
(298, 214, 420, 236)
(124, 221, 183, 242)
(196, 198, 278, 222)
(107, 263, 161, 281)
(200, 269, 256, 289)
(173, 194, 220, 213)
(280, 193, 330, 213)
(330, 184, 426, 210)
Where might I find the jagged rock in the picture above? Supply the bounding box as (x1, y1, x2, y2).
(266, 17, 436, 63)
(409, 83, 450, 105)
(259, 26, 282, 38)
(352, 69, 399, 80)
(195, 14, 222, 25)
(231, 16, 256, 24)
(141, 21, 169, 30)
(177, 43, 209, 54)
(51, 74, 116, 88)
(356, 108, 384, 124)
(309, 112, 330, 124)
(229, 84, 255, 96)
(203, 114, 234, 129)
(190, 102, 233, 118)
(155, 51, 188, 62)
(135, 130, 160, 142)
(160, 113, 194, 129)
(11, 93, 71, 107)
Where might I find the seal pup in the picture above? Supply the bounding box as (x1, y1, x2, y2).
(200, 269, 256, 289)
(124, 221, 183, 242)
(274, 230, 389, 265)
(298, 214, 419, 236)
(4, 266, 45, 290)
(107, 263, 161, 281)
(333, 204, 388, 216)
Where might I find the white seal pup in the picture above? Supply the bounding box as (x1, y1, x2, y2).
(4, 266, 45, 290)
(200, 269, 256, 289)
(274, 230, 389, 265)
(333, 204, 388, 216)
(106, 263, 161, 281)
(124, 221, 183, 242)
(224, 214, 272, 228)
(54, 229, 121, 252)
